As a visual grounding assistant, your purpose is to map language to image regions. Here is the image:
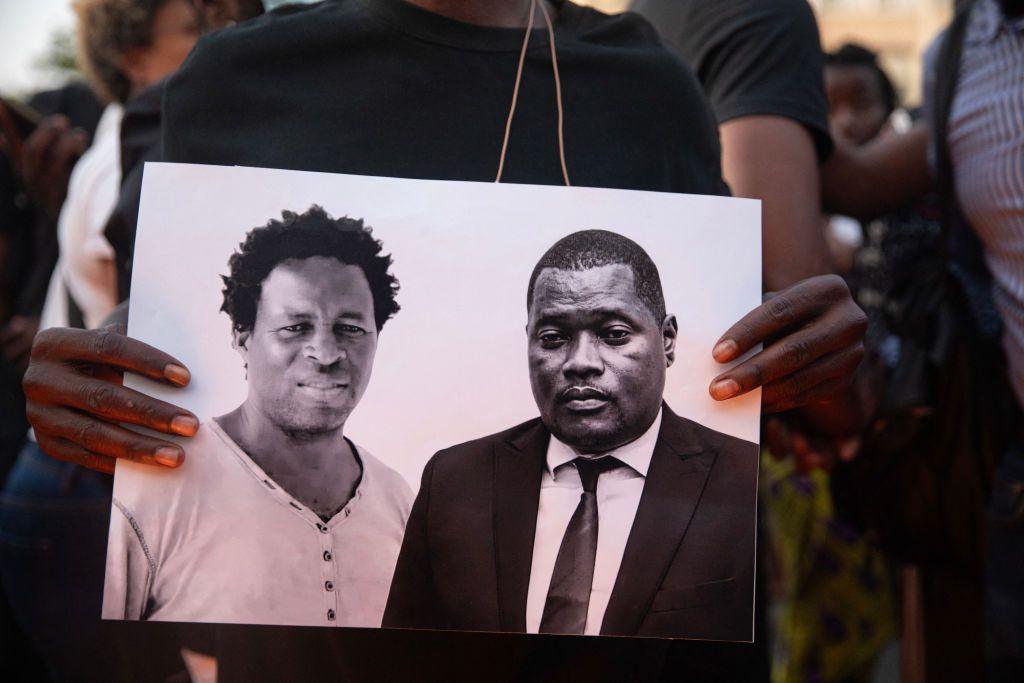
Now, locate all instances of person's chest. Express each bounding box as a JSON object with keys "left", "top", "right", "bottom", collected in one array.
[
  {"left": 145, "top": 449, "right": 406, "bottom": 627},
  {"left": 180, "top": 35, "right": 722, "bottom": 195}
]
